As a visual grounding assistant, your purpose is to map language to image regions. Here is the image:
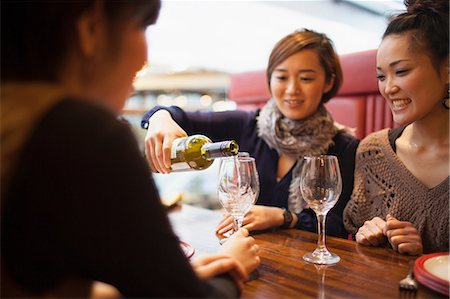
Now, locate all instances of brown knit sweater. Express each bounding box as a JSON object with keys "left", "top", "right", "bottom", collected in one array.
[{"left": 344, "top": 129, "right": 449, "bottom": 253}]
